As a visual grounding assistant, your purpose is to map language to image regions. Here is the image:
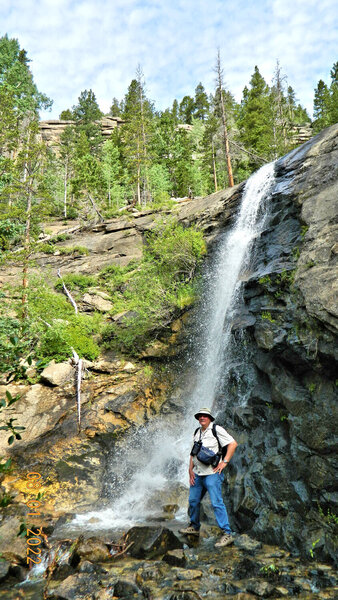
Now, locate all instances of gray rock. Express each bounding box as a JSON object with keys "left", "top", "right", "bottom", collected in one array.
[
  {"left": 40, "top": 360, "right": 74, "bottom": 387},
  {"left": 82, "top": 293, "right": 113, "bottom": 312},
  {"left": 162, "top": 549, "right": 187, "bottom": 567},
  {"left": 126, "top": 526, "right": 183, "bottom": 559},
  {"left": 70, "top": 537, "right": 111, "bottom": 564},
  {"left": 246, "top": 579, "right": 275, "bottom": 597},
  {"left": 234, "top": 534, "right": 263, "bottom": 553},
  {"left": 0, "top": 560, "right": 10, "bottom": 582},
  {"left": 114, "top": 579, "right": 140, "bottom": 597}
]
